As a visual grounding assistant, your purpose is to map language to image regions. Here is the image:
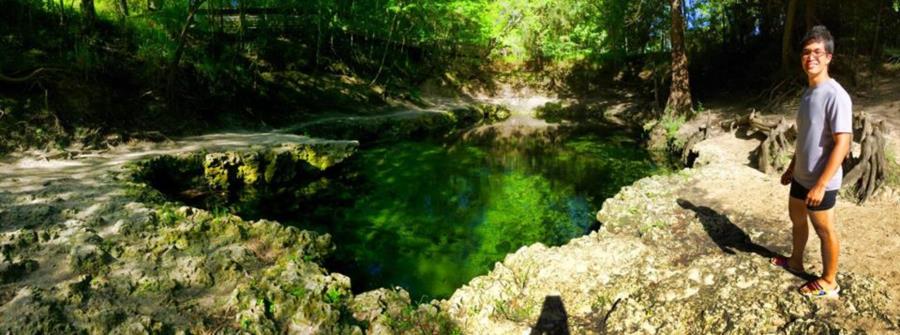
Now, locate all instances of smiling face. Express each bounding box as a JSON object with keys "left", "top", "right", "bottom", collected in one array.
[{"left": 801, "top": 41, "right": 832, "bottom": 78}]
